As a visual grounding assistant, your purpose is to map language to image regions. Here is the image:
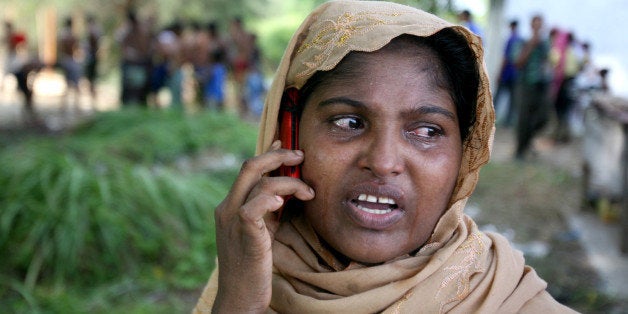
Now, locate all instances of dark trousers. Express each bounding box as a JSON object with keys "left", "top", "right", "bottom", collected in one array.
[
  {"left": 554, "top": 77, "right": 576, "bottom": 141},
  {"left": 493, "top": 78, "right": 517, "bottom": 127},
  {"left": 121, "top": 60, "right": 151, "bottom": 106},
  {"left": 515, "top": 81, "right": 550, "bottom": 158}
]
